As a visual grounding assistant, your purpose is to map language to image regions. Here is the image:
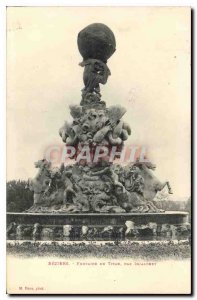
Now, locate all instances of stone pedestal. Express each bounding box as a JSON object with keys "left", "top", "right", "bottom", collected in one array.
[{"left": 7, "top": 211, "right": 190, "bottom": 240}]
